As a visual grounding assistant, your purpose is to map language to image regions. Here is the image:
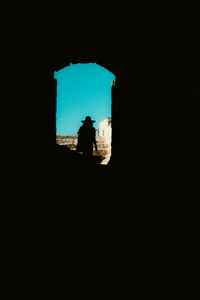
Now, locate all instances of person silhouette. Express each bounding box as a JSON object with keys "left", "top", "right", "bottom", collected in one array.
[{"left": 76, "top": 116, "right": 98, "bottom": 158}]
